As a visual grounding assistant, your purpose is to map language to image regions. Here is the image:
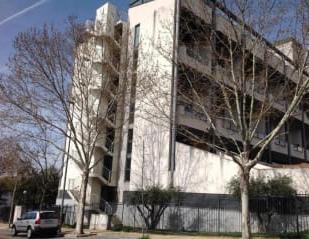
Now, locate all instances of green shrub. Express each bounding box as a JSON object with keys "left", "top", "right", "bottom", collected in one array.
[
  {"left": 227, "top": 175, "right": 296, "bottom": 198},
  {"left": 111, "top": 223, "right": 123, "bottom": 231},
  {"left": 122, "top": 226, "right": 134, "bottom": 232},
  {"left": 138, "top": 235, "right": 150, "bottom": 239}
]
